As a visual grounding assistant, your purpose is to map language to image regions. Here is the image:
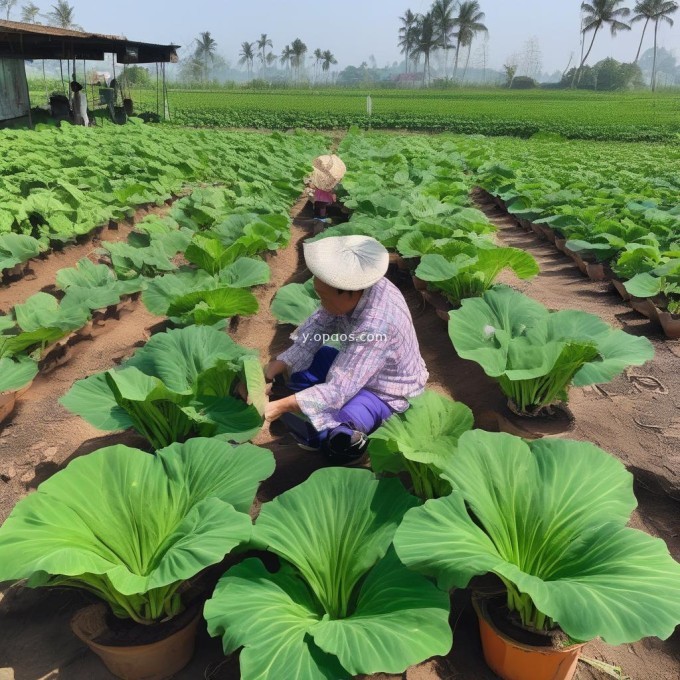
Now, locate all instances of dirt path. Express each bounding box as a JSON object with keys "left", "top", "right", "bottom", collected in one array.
[{"left": 1, "top": 194, "right": 679, "bottom": 680}]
